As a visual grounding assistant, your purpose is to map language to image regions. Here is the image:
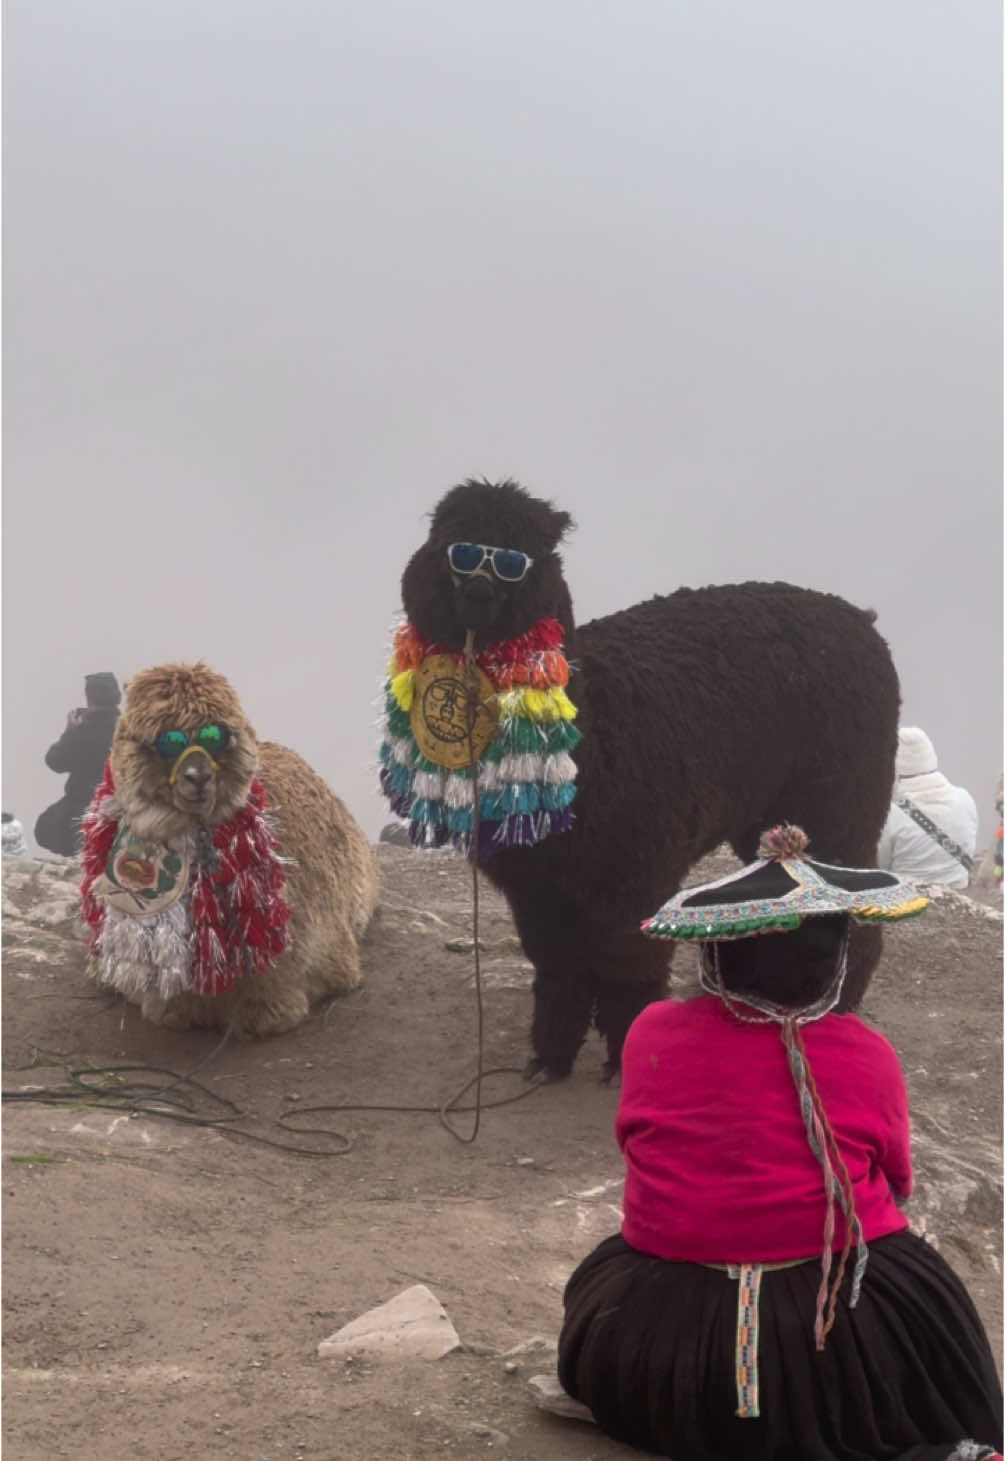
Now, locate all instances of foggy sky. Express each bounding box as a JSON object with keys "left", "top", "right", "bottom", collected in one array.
[{"left": 4, "top": 0, "right": 1002, "bottom": 853}]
